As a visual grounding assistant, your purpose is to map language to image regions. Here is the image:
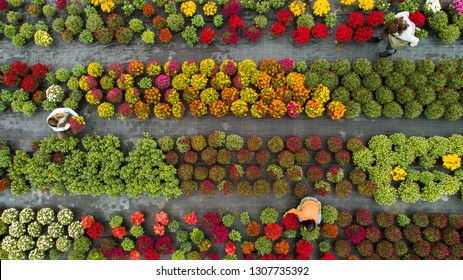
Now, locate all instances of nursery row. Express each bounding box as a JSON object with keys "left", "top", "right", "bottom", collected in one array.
[
  {"left": 0, "top": 0, "right": 445, "bottom": 47},
  {"left": 1, "top": 132, "right": 463, "bottom": 207},
  {"left": 3, "top": 57, "right": 463, "bottom": 120},
  {"left": 2, "top": 206, "right": 463, "bottom": 260}
]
